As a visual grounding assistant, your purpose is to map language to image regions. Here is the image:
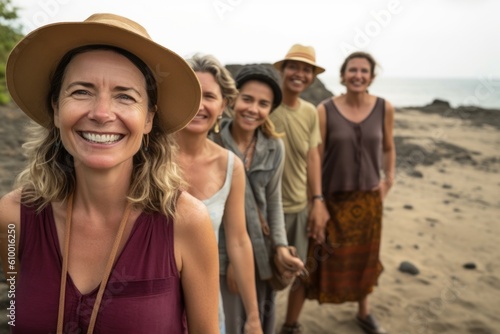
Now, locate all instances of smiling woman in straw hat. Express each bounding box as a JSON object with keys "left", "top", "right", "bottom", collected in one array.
[
  {"left": 268, "top": 43, "right": 330, "bottom": 334},
  {"left": 0, "top": 13, "right": 219, "bottom": 333}
]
